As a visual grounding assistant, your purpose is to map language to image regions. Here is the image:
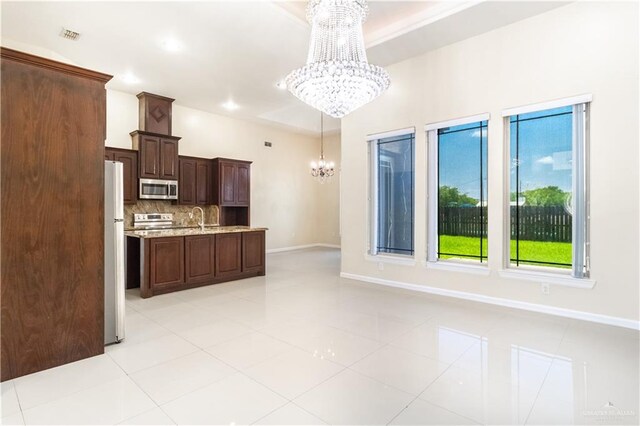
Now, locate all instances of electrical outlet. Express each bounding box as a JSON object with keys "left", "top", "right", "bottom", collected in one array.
[
  {"left": 378, "top": 262, "right": 384, "bottom": 271},
  {"left": 541, "top": 283, "right": 550, "bottom": 295}
]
